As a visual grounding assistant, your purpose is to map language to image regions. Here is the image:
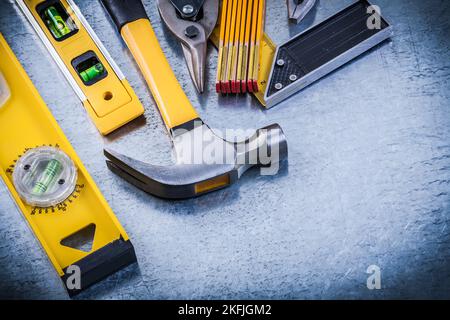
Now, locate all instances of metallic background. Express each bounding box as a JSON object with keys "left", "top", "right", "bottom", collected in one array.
[{"left": 0, "top": 0, "right": 449, "bottom": 299}]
